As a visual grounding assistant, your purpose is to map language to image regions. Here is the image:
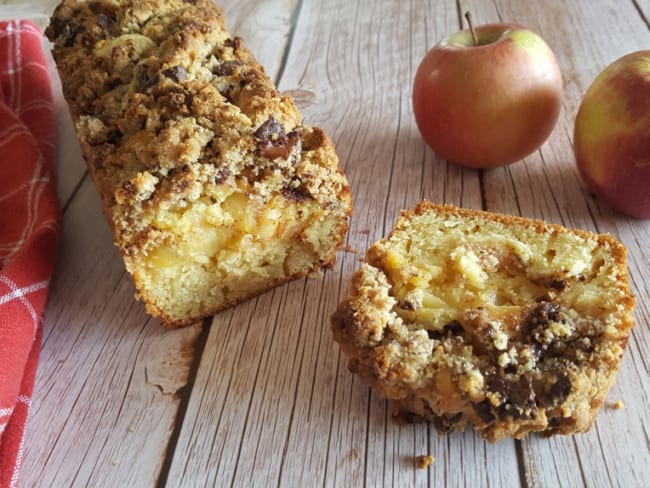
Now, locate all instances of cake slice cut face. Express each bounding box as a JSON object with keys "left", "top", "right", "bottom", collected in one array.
[
  {"left": 332, "top": 203, "right": 634, "bottom": 441},
  {"left": 47, "top": 0, "right": 352, "bottom": 327}
]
